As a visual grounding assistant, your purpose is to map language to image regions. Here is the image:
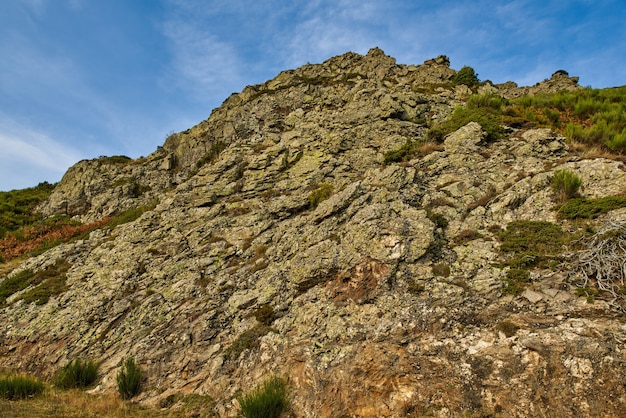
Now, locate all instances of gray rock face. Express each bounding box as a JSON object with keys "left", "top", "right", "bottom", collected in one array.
[{"left": 1, "top": 49, "right": 624, "bottom": 417}]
